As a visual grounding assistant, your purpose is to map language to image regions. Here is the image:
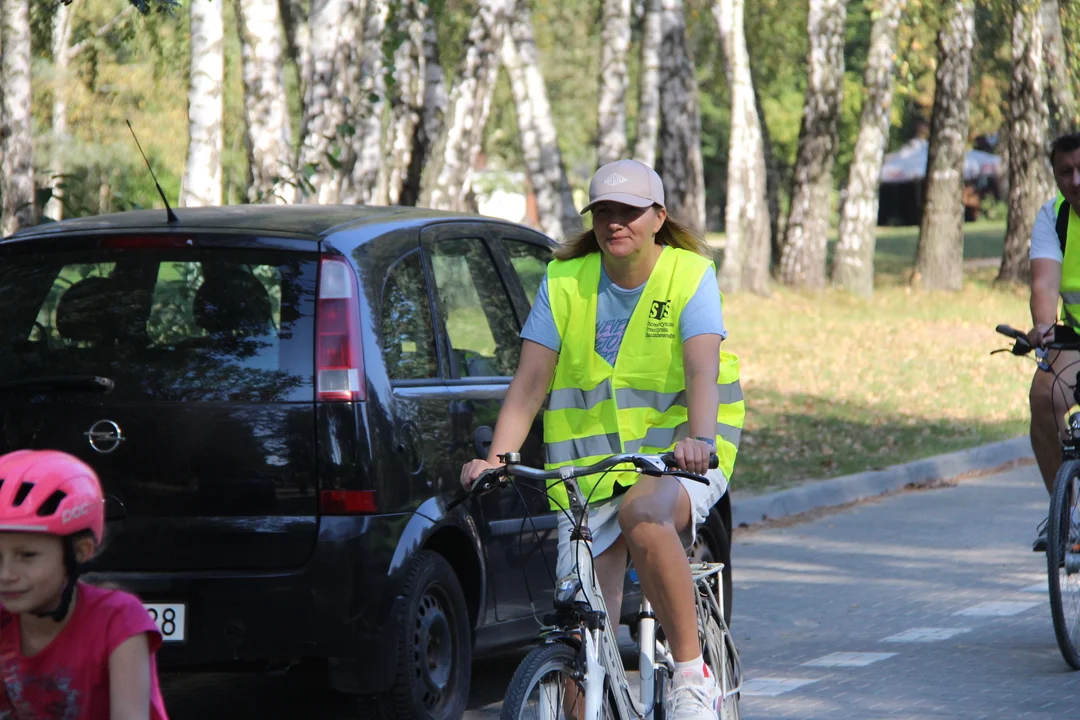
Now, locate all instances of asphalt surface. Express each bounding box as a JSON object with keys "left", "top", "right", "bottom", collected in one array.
[{"left": 162, "top": 462, "right": 1080, "bottom": 718}]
